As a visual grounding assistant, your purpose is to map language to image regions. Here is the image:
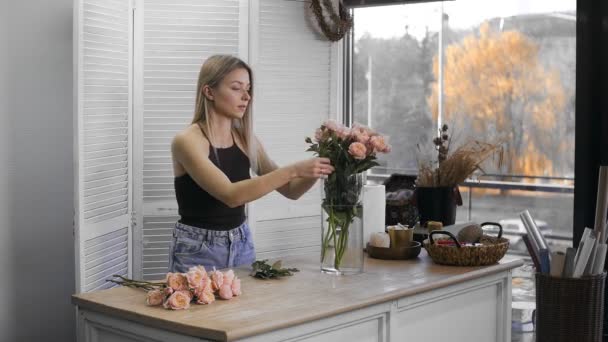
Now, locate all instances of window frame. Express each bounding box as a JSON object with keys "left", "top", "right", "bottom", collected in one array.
[{"left": 343, "top": 0, "right": 607, "bottom": 246}]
